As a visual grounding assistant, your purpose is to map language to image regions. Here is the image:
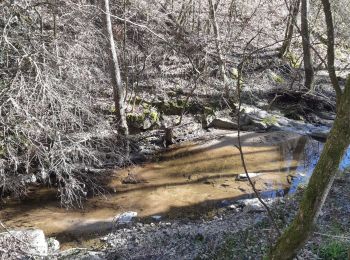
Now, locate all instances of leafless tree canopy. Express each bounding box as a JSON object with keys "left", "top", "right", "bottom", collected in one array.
[{"left": 0, "top": 1, "right": 129, "bottom": 206}]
